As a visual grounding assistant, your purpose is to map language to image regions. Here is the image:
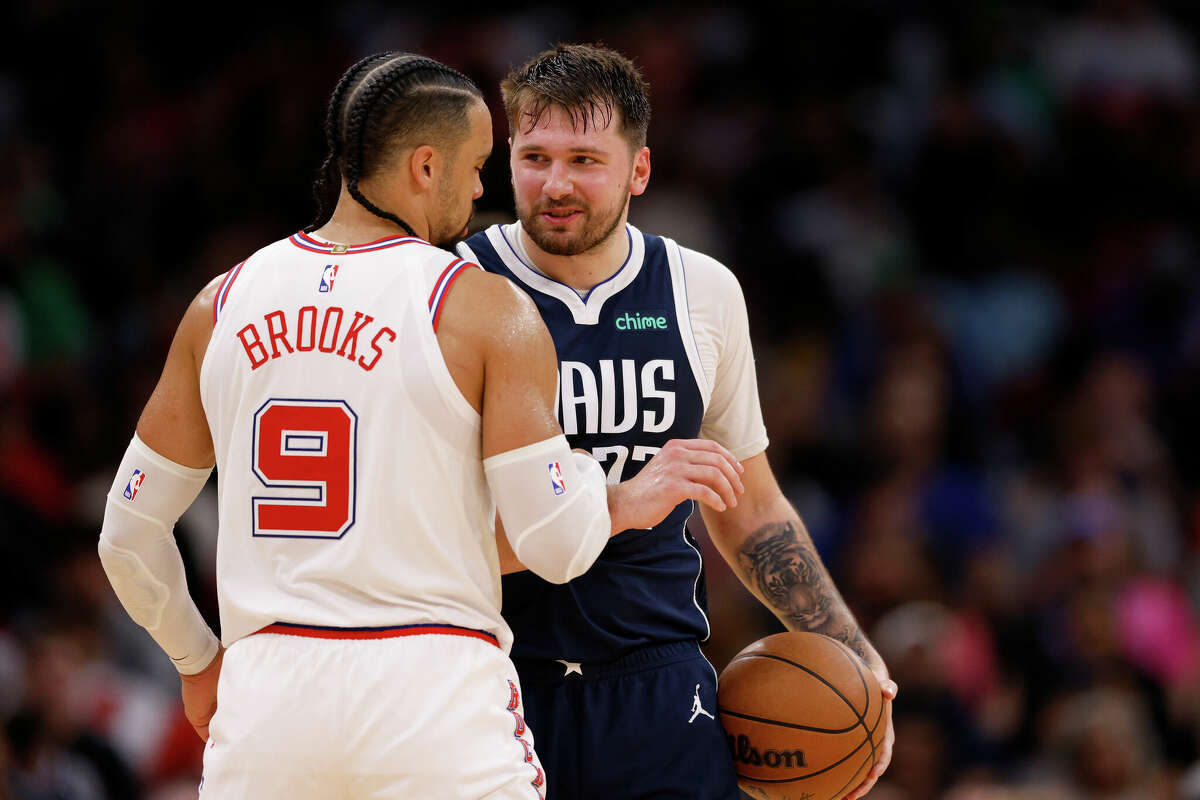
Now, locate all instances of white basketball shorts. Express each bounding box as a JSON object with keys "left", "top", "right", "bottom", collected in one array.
[{"left": 199, "top": 623, "right": 545, "bottom": 799}]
